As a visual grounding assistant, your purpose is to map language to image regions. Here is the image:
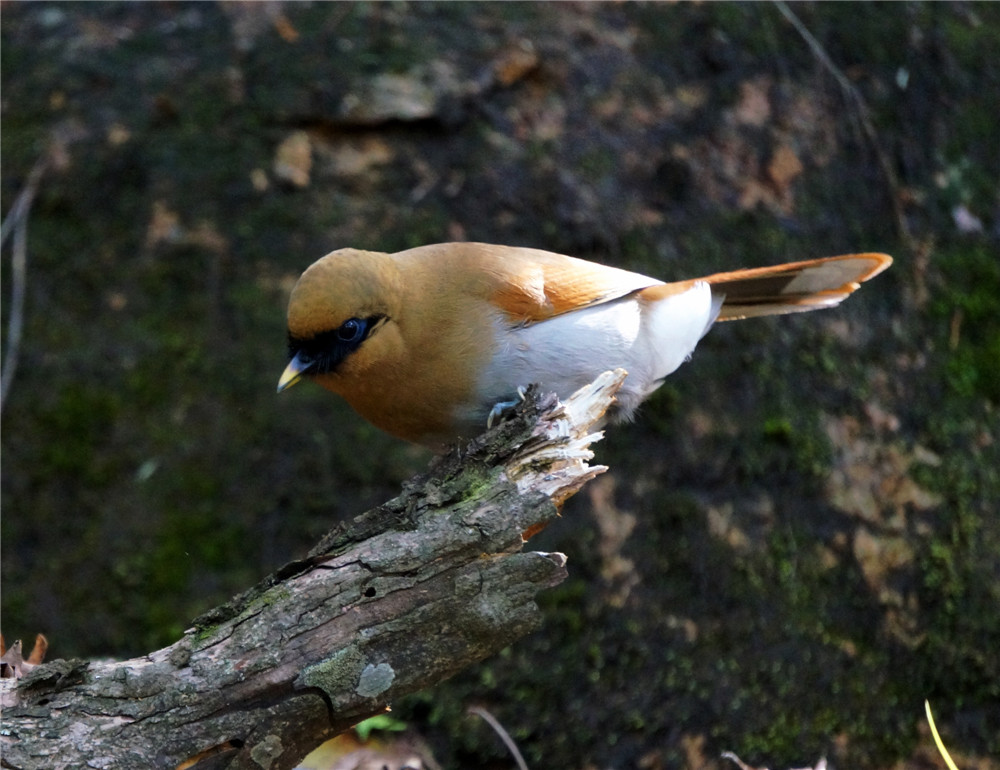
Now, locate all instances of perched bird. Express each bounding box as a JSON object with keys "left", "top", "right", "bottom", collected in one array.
[{"left": 278, "top": 243, "right": 891, "bottom": 448}]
